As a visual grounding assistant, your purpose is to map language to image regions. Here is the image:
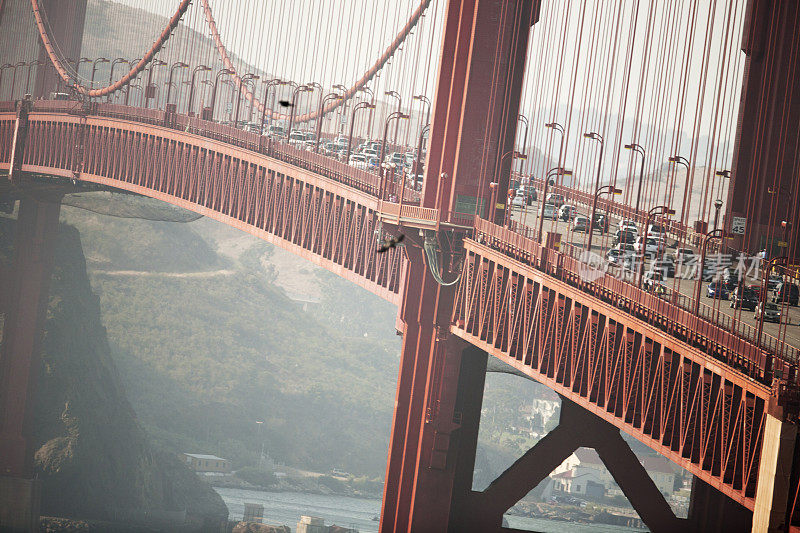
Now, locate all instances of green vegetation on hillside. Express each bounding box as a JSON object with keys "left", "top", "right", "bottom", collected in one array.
[{"left": 57, "top": 196, "right": 567, "bottom": 486}]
